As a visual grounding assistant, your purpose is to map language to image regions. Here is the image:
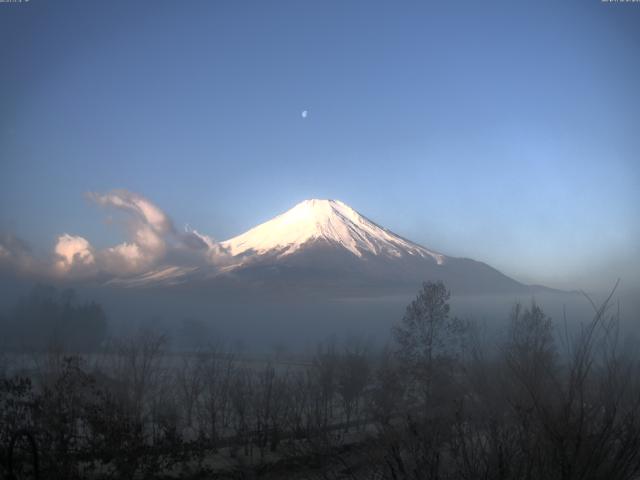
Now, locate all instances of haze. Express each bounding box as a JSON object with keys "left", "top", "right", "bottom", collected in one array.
[{"left": 3, "top": 2, "right": 640, "bottom": 479}]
